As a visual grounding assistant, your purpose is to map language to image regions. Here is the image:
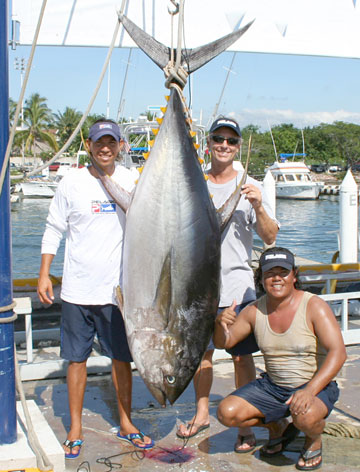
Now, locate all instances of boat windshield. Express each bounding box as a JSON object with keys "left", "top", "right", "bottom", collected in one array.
[{"left": 295, "top": 174, "right": 310, "bottom": 182}]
